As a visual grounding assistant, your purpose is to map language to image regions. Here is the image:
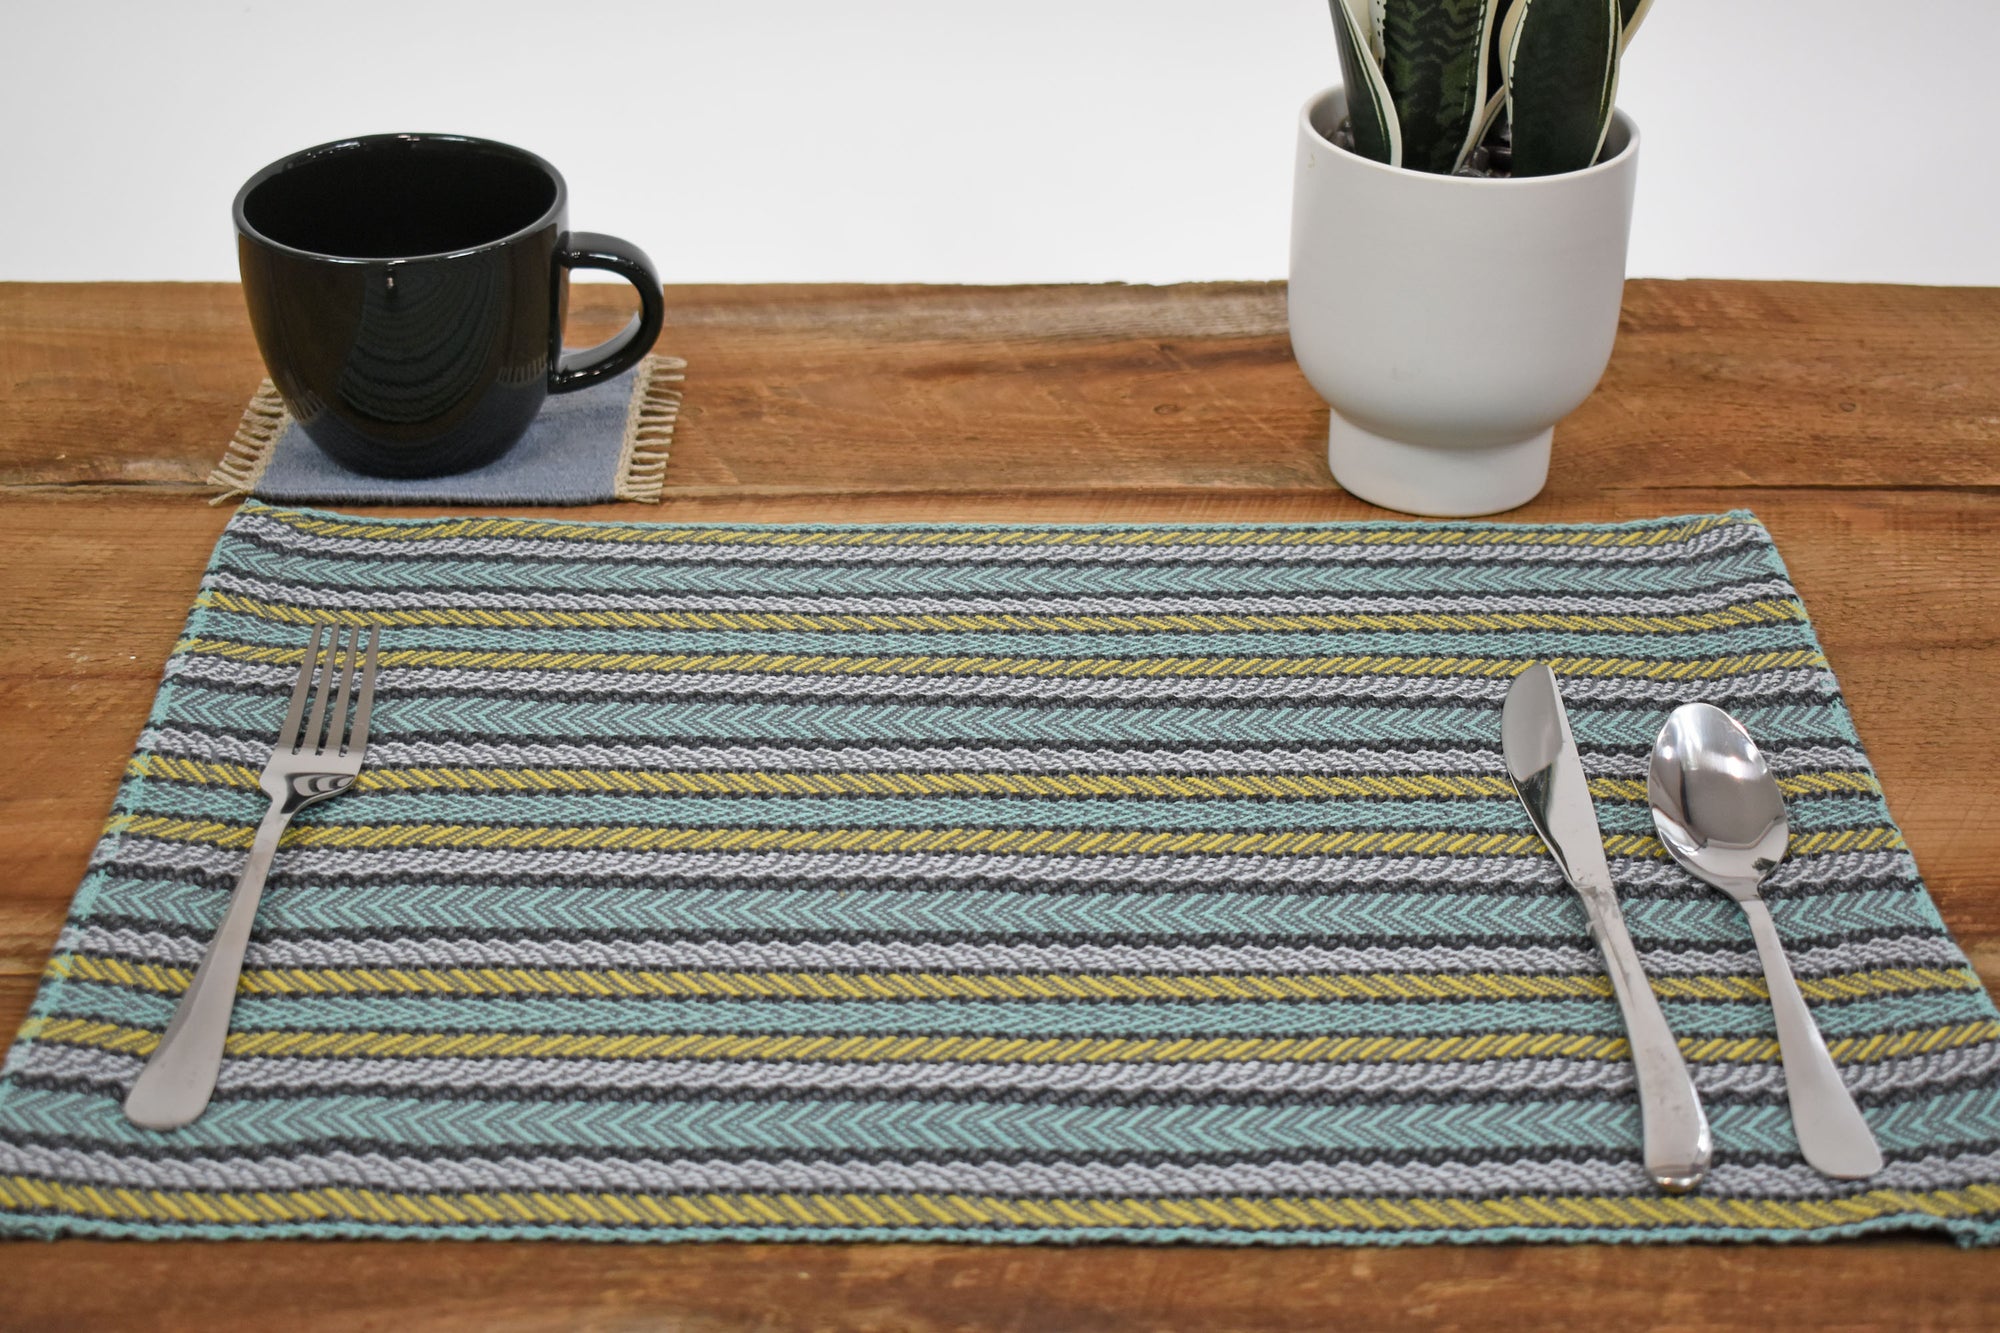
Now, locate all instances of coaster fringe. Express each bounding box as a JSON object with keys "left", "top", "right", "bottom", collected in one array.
[
  {"left": 614, "top": 355, "right": 686, "bottom": 503},
  {"left": 206, "top": 381, "right": 290, "bottom": 505}
]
